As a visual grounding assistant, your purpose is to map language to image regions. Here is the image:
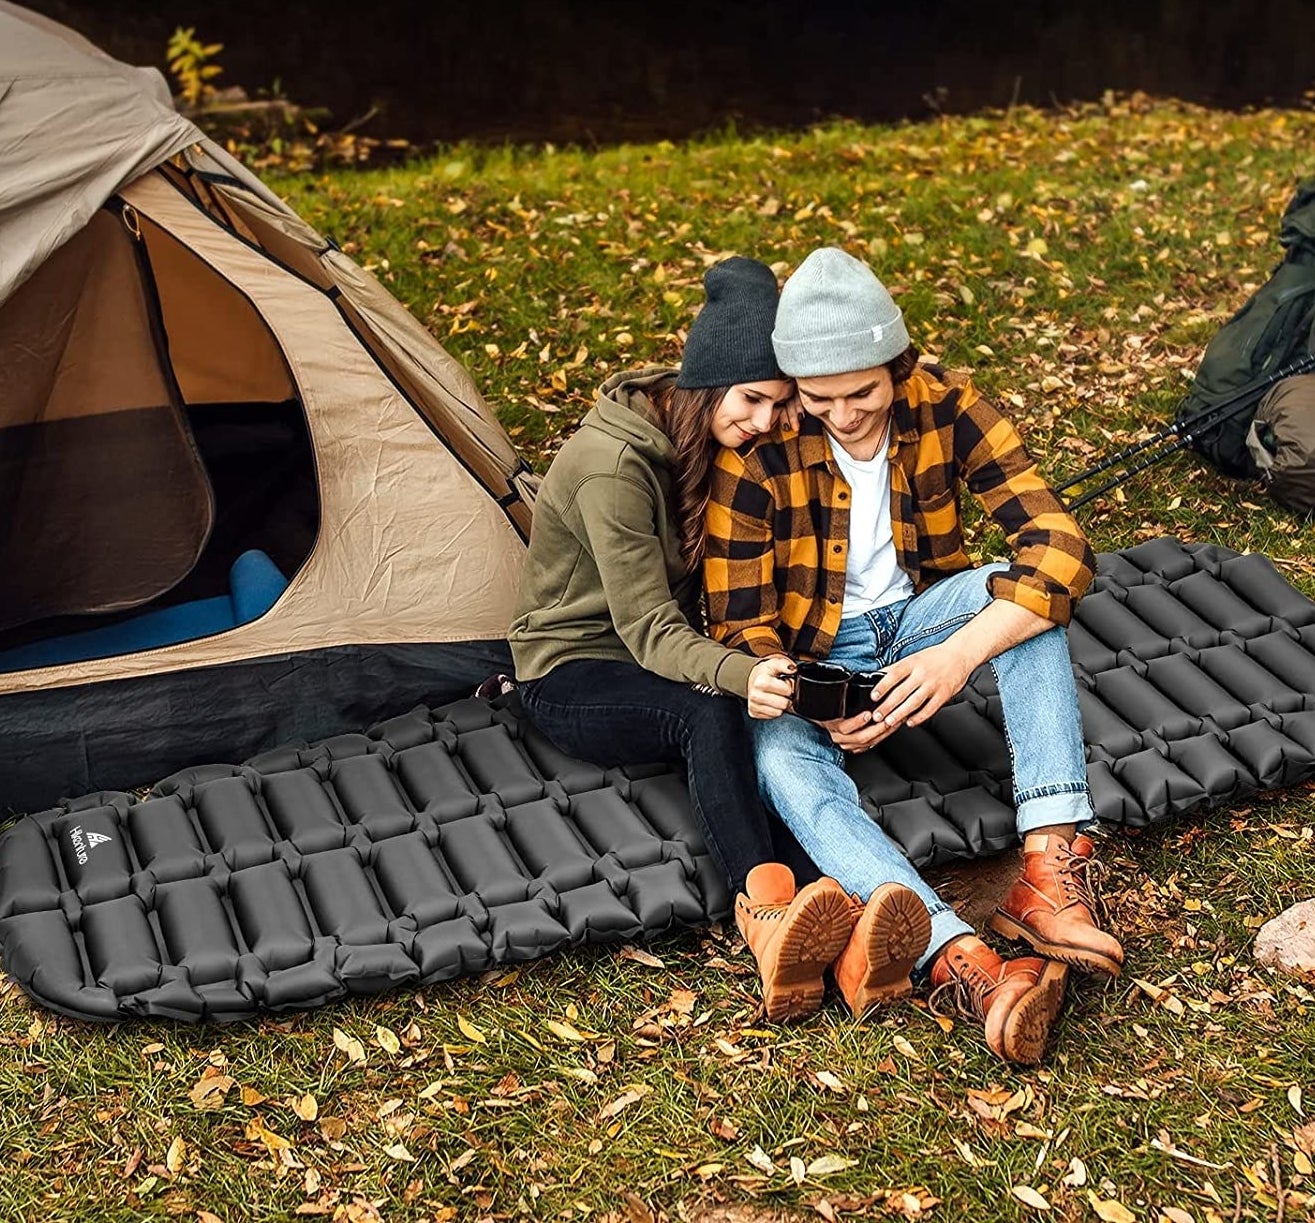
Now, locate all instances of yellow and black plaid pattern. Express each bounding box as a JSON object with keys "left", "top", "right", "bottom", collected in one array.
[{"left": 704, "top": 366, "right": 1096, "bottom": 660}]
